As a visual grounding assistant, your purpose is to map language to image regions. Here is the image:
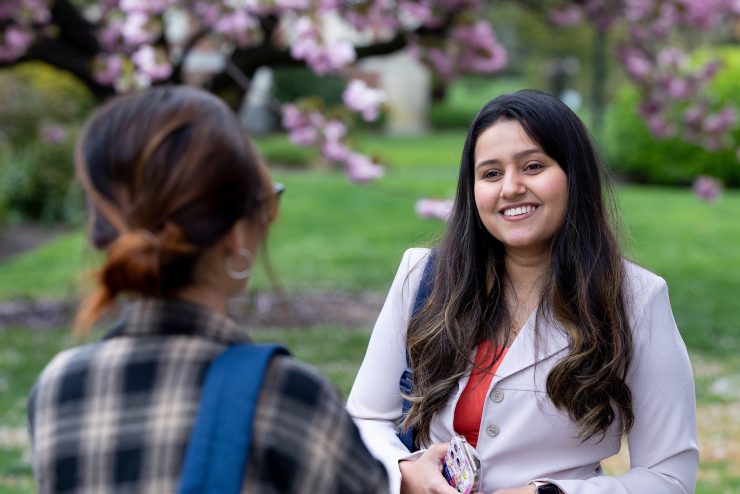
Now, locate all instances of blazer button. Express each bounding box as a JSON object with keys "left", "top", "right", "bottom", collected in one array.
[
  {"left": 486, "top": 424, "right": 499, "bottom": 437},
  {"left": 490, "top": 388, "right": 504, "bottom": 403}
]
